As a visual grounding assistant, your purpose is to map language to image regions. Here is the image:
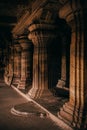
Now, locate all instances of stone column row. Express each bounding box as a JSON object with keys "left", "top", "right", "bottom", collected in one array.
[
  {"left": 12, "top": 25, "right": 69, "bottom": 99},
  {"left": 12, "top": 23, "right": 59, "bottom": 100}
]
